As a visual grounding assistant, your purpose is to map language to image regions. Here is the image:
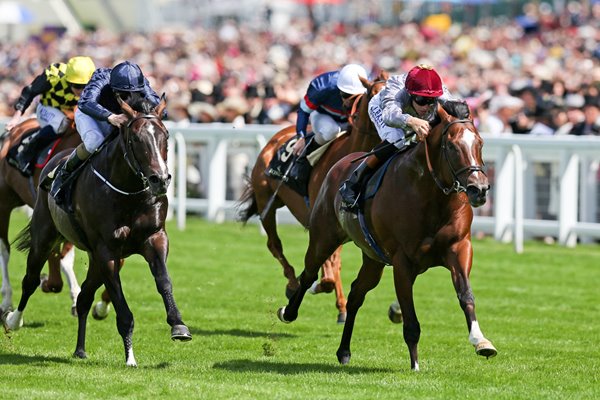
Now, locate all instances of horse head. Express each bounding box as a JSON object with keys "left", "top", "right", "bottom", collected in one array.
[
  {"left": 432, "top": 102, "right": 489, "bottom": 207},
  {"left": 349, "top": 70, "right": 389, "bottom": 137},
  {"left": 117, "top": 94, "right": 171, "bottom": 196}
]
